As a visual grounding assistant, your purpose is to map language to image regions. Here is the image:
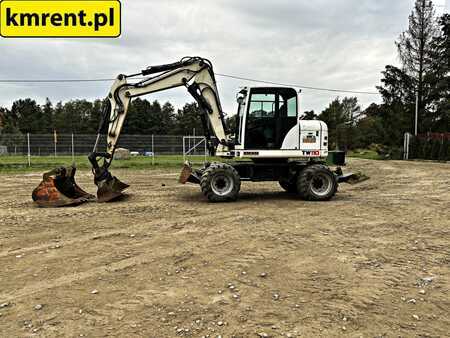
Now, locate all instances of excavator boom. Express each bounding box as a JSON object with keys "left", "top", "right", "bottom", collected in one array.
[
  {"left": 33, "top": 57, "right": 233, "bottom": 206},
  {"left": 88, "top": 57, "right": 232, "bottom": 202}
]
